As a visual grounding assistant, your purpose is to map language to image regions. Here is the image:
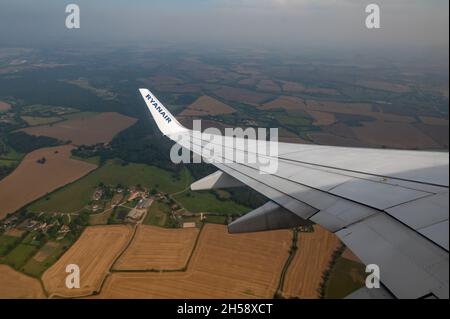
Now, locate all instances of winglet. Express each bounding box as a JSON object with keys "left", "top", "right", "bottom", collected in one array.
[{"left": 139, "top": 88, "right": 187, "bottom": 136}]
